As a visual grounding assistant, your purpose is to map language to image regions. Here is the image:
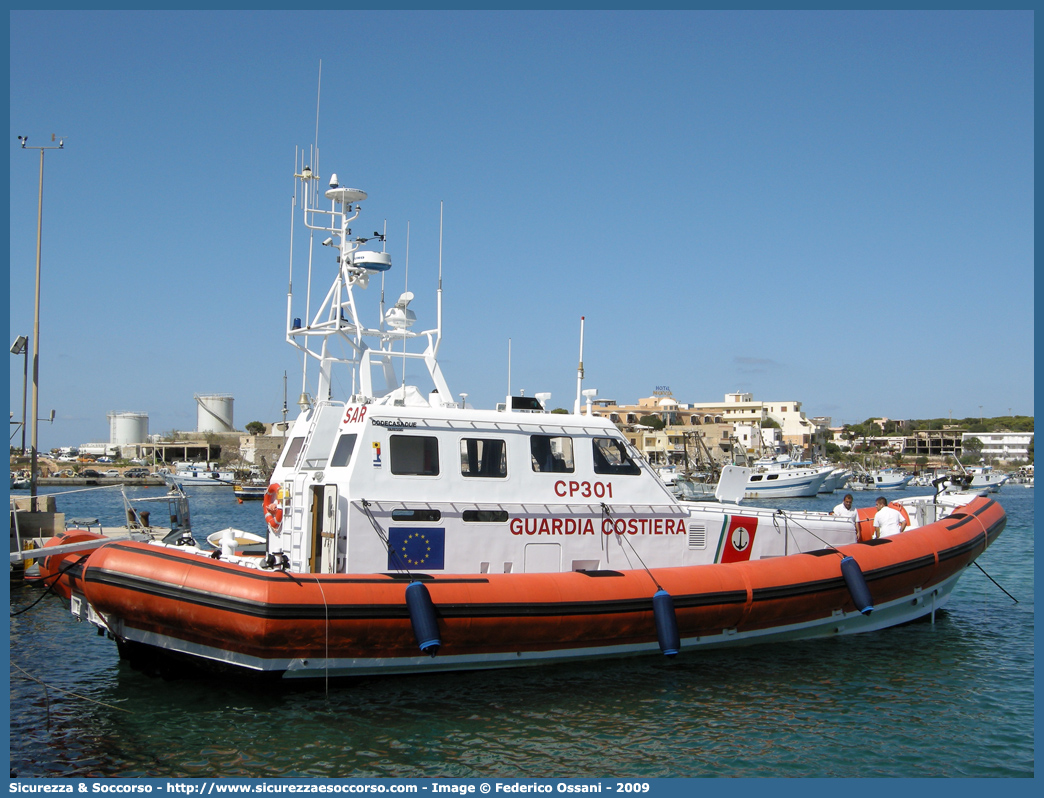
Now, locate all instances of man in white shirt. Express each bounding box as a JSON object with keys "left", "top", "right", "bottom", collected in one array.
[
  {"left": 872, "top": 496, "right": 907, "bottom": 538},
  {"left": 832, "top": 493, "right": 858, "bottom": 522}
]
